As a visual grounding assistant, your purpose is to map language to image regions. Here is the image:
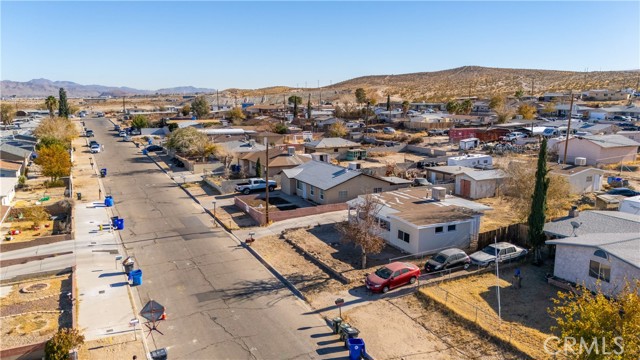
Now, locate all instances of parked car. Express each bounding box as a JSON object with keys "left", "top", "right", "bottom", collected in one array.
[
  {"left": 469, "top": 242, "right": 528, "bottom": 267},
  {"left": 607, "top": 188, "right": 640, "bottom": 197},
  {"left": 424, "top": 248, "right": 471, "bottom": 273},
  {"left": 90, "top": 143, "right": 101, "bottom": 153},
  {"left": 130, "top": 128, "right": 142, "bottom": 135},
  {"left": 383, "top": 127, "right": 396, "bottom": 134},
  {"left": 501, "top": 132, "right": 527, "bottom": 141},
  {"left": 365, "top": 262, "right": 420, "bottom": 293},
  {"left": 412, "top": 178, "right": 431, "bottom": 187},
  {"left": 89, "top": 140, "right": 98, "bottom": 148},
  {"left": 146, "top": 145, "right": 163, "bottom": 152},
  {"left": 114, "top": 125, "right": 121, "bottom": 131},
  {"left": 364, "top": 128, "right": 381, "bottom": 133},
  {"left": 85, "top": 130, "right": 94, "bottom": 137},
  {"left": 119, "top": 130, "right": 127, "bottom": 137},
  {"left": 428, "top": 129, "right": 447, "bottom": 136},
  {"left": 235, "top": 178, "right": 277, "bottom": 194}
]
